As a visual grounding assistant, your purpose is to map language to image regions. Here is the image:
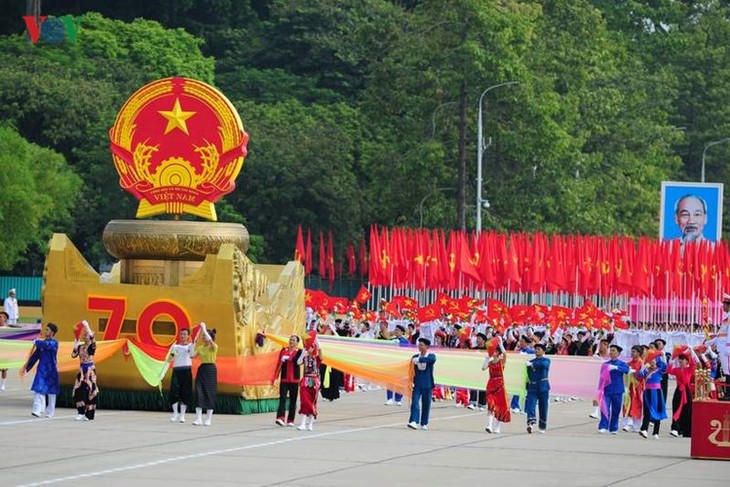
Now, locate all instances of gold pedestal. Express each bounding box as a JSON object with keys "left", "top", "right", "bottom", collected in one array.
[{"left": 42, "top": 220, "right": 305, "bottom": 406}]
